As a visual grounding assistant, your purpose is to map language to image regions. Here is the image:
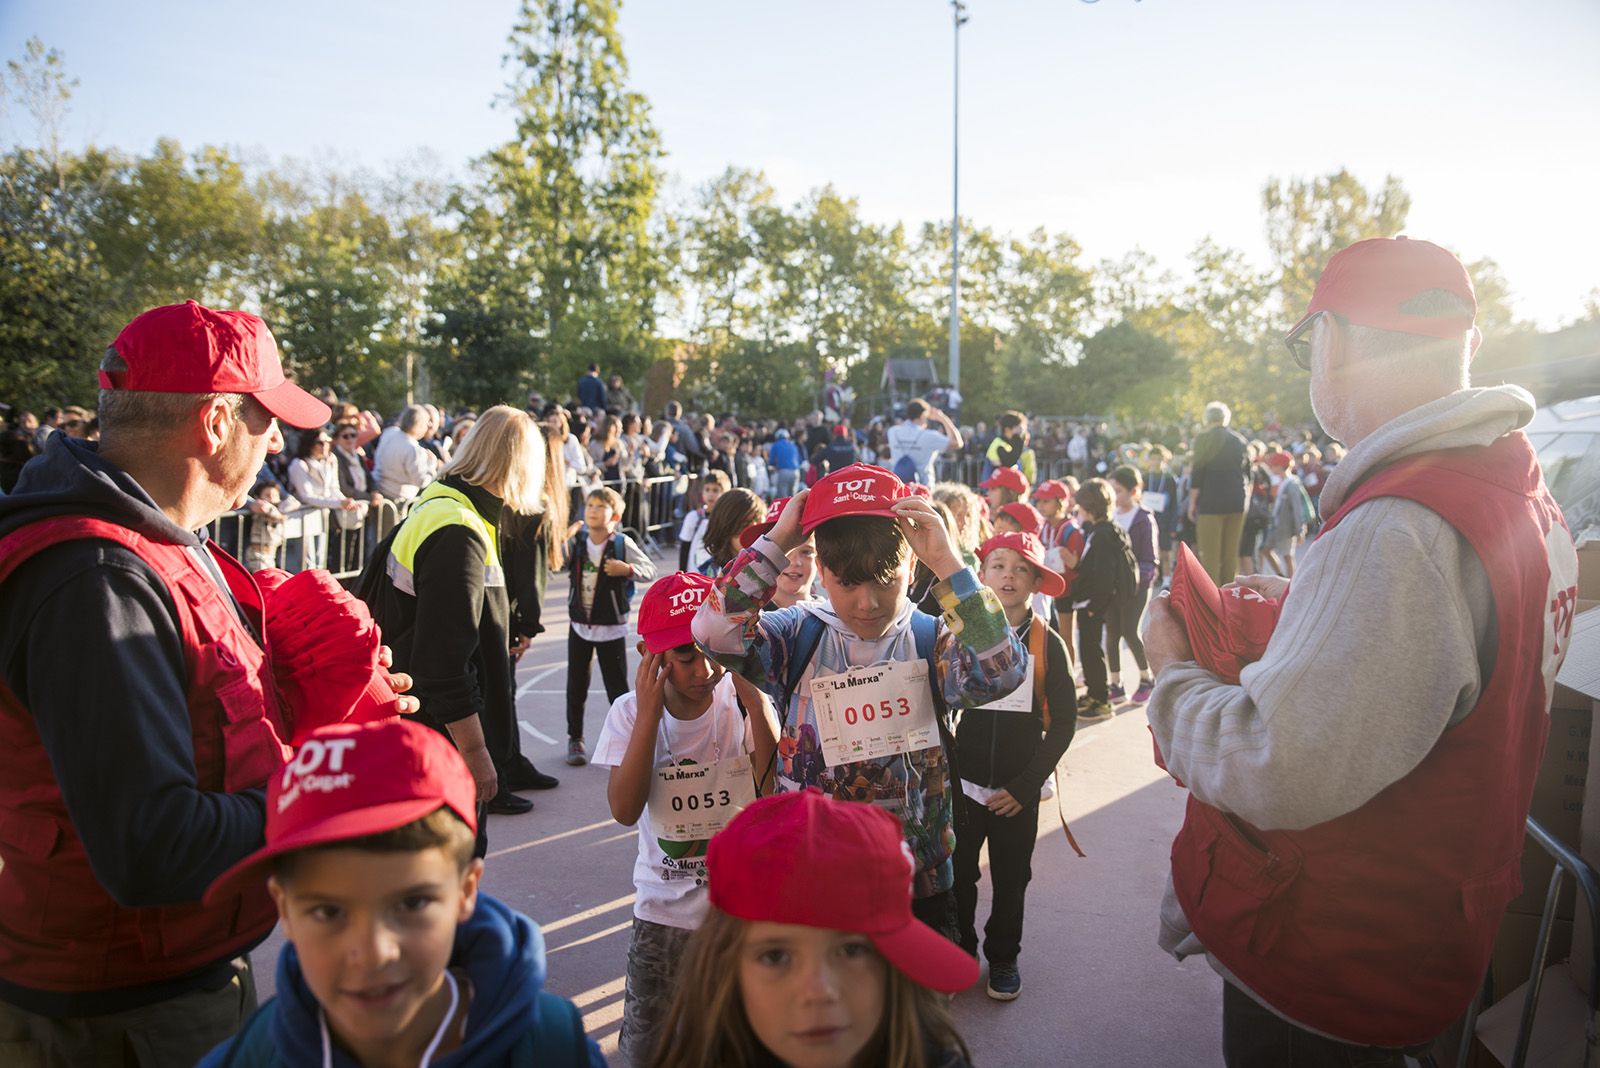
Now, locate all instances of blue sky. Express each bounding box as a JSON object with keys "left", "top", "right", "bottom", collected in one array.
[{"left": 3, "top": 0, "right": 1597, "bottom": 328}]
